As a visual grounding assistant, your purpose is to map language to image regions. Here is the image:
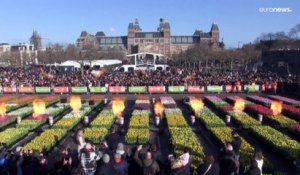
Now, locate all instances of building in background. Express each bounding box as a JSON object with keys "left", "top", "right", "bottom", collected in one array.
[
  {"left": 10, "top": 43, "right": 37, "bottom": 65},
  {"left": 76, "top": 18, "right": 221, "bottom": 58}
]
